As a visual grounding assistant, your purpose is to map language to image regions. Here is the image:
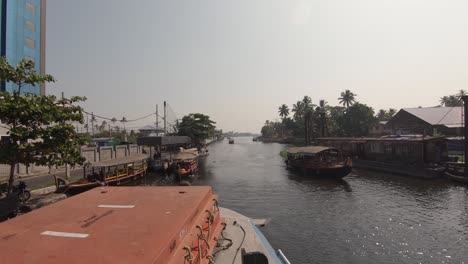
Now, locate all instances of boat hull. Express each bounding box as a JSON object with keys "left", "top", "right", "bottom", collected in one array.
[
  {"left": 66, "top": 169, "right": 147, "bottom": 195},
  {"left": 445, "top": 171, "right": 468, "bottom": 184},
  {"left": 287, "top": 162, "right": 352, "bottom": 178}
]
